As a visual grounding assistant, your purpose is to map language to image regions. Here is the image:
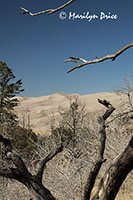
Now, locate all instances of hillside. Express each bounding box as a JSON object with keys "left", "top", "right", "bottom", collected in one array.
[{"left": 14, "top": 92, "right": 126, "bottom": 134}]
